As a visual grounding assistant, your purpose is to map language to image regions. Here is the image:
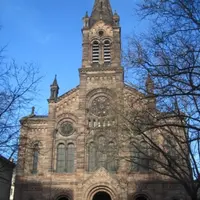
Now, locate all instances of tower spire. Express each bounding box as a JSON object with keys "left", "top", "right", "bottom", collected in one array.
[{"left": 90, "top": 0, "right": 113, "bottom": 27}]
